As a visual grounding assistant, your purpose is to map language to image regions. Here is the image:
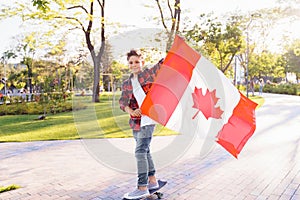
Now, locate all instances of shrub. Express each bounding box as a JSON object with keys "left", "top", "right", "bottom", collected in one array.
[
  {"left": 263, "top": 83, "right": 299, "bottom": 95},
  {"left": 237, "top": 84, "right": 246, "bottom": 92},
  {"left": 0, "top": 92, "right": 85, "bottom": 115}
]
